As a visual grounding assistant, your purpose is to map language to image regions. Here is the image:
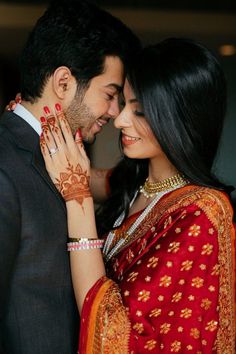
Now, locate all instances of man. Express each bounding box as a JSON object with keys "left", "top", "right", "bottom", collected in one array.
[{"left": 0, "top": 0, "right": 140, "bottom": 352}]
